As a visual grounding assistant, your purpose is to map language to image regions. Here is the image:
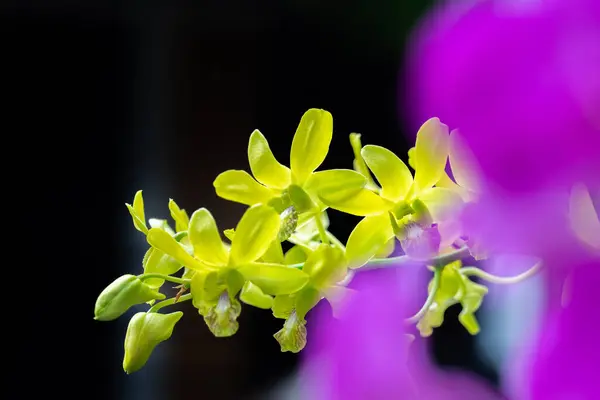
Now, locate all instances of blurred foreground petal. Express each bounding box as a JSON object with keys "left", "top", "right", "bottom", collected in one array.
[
  {"left": 300, "top": 268, "right": 503, "bottom": 399},
  {"left": 507, "top": 261, "right": 600, "bottom": 399}
]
